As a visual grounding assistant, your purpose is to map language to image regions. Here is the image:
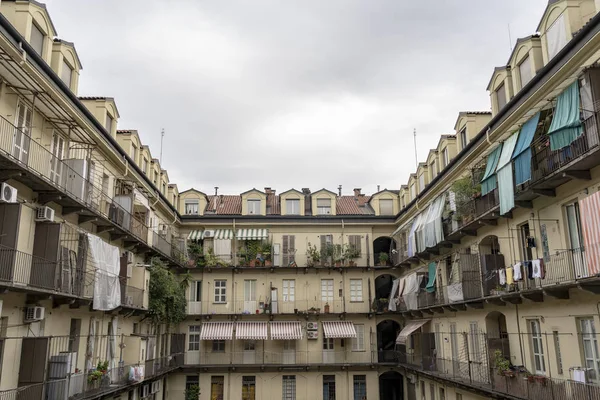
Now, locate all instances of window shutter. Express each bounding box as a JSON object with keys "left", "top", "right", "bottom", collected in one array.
[
  {"left": 317, "top": 198, "right": 331, "bottom": 207},
  {"left": 349, "top": 235, "right": 361, "bottom": 255},
  {"left": 282, "top": 235, "right": 289, "bottom": 266},
  {"left": 289, "top": 235, "right": 295, "bottom": 264},
  {"left": 320, "top": 235, "right": 327, "bottom": 251}
]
